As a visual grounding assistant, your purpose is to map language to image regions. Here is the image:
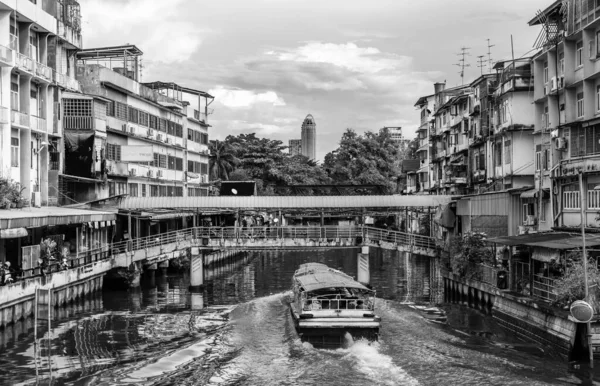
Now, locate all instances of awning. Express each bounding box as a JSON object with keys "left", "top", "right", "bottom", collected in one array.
[
  {"left": 489, "top": 232, "right": 600, "bottom": 250},
  {"left": 0, "top": 207, "right": 116, "bottom": 229},
  {"left": 520, "top": 189, "right": 550, "bottom": 199},
  {"left": 148, "top": 211, "right": 196, "bottom": 220},
  {"left": 532, "top": 248, "right": 560, "bottom": 262},
  {"left": 0, "top": 227, "right": 28, "bottom": 239},
  {"left": 157, "top": 101, "right": 183, "bottom": 109},
  {"left": 60, "top": 174, "right": 105, "bottom": 184}
]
